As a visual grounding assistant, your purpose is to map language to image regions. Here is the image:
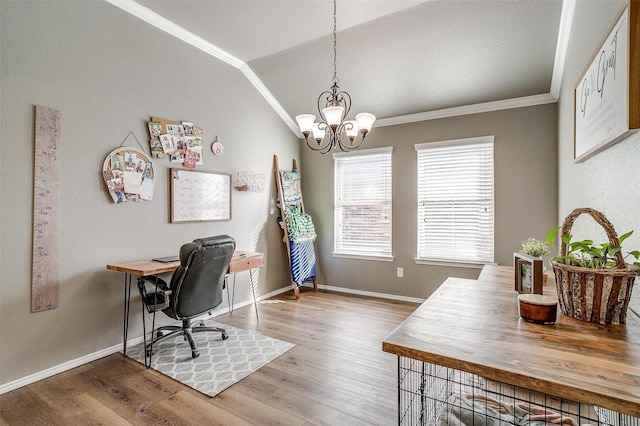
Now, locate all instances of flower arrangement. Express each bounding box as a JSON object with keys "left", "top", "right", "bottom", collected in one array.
[{"left": 520, "top": 238, "right": 549, "bottom": 258}]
